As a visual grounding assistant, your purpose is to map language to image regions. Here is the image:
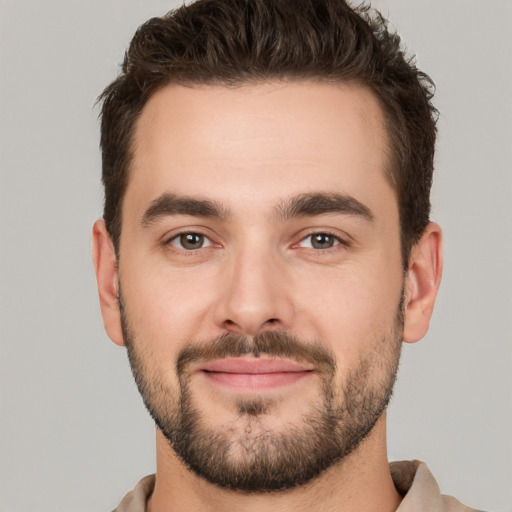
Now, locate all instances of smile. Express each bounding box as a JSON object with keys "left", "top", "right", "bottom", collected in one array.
[{"left": 198, "top": 357, "right": 315, "bottom": 390}]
